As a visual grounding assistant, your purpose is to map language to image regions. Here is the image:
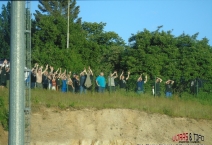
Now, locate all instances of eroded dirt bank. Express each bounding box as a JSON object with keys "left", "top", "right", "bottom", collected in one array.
[{"left": 1, "top": 108, "right": 212, "bottom": 145}]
